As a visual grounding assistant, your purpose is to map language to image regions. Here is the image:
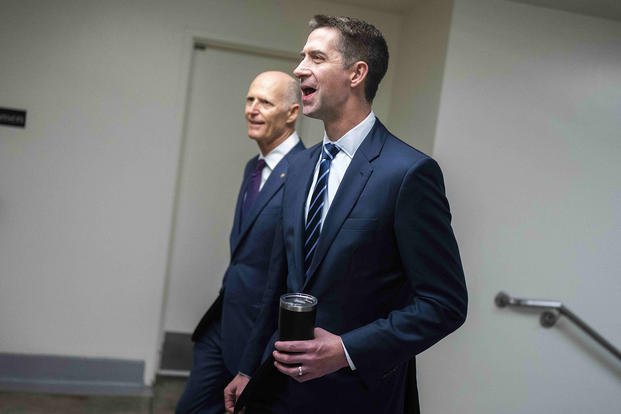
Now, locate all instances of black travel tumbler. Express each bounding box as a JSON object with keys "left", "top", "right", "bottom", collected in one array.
[{"left": 278, "top": 293, "right": 317, "bottom": 341}]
